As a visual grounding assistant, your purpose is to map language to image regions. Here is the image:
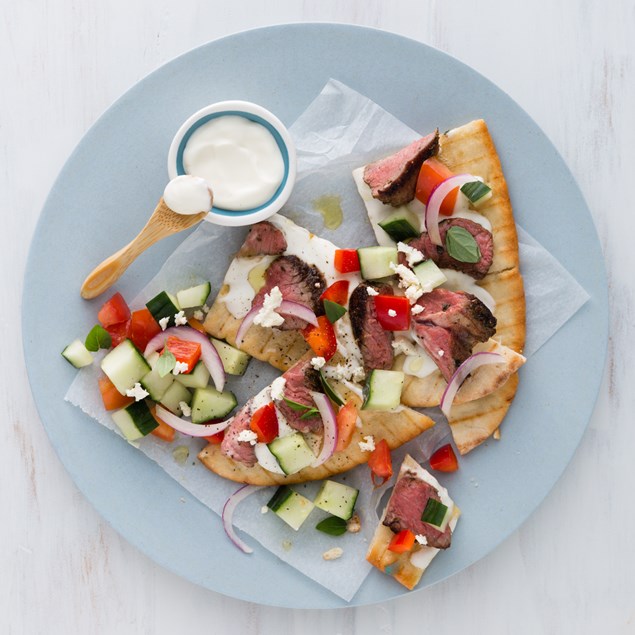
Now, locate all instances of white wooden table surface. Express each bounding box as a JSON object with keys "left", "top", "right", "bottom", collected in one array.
[{"left": 3, "top": 1, "right": 632, "bottom": 633}]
